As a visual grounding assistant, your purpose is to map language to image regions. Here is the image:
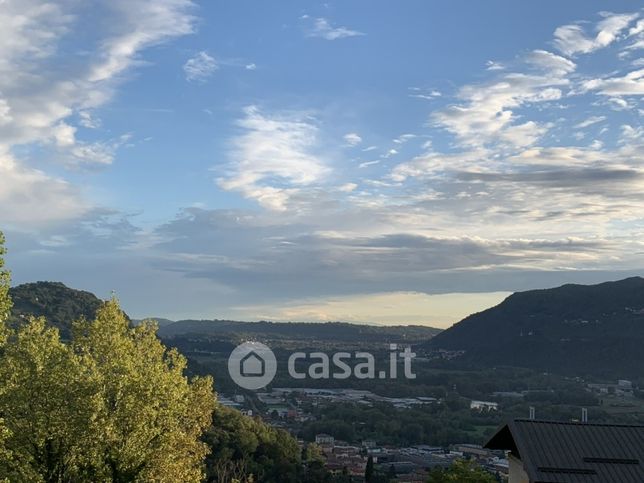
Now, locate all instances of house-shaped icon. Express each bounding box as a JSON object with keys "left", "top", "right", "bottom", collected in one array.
[{"left": 240, "top": 351, "right": 265, "bottom": 377}]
